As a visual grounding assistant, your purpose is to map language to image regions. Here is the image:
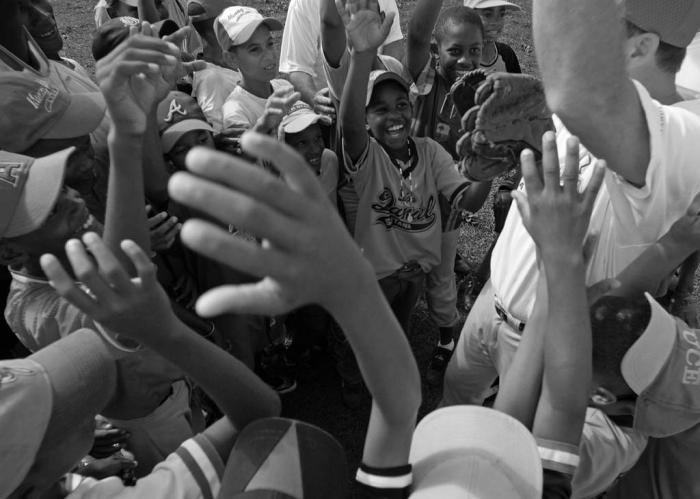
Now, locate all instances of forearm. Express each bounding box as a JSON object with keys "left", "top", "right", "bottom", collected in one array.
[
  {"left": 288, "top": 72, "right": 317, "bottom": 106},
  {"left": 146, "top": 316, "right": 281, "bottom": 428},
  {"left": 494, "top": 272, "right": 546, "bottom": 429},
  {"left": 142, "top": 109, "right": 171, "bottom": 207},
  {"left": 327, "top": 265, "right": 421, "bottom": 466},
  {"left": 105, "top": 129, "right": 151, "bottom": 272},
  {"left": 137, "top": 0, "right": 160, "bottom": 23},
  {"left": 456, "top": 180, "right": 492, "bottom": 213},
  {"left": 340, "top": 50, "right": 374, "bottom": 160},
  {"left": 406, "top": 0, "right": 442, "bottom": 80},
  {"left": 321, "top": 0, "right": 347, "bottom": 67},
  {"left": 614, "top": 236, "right": 694, "bottom": 297}
]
